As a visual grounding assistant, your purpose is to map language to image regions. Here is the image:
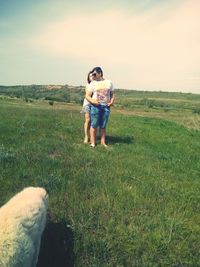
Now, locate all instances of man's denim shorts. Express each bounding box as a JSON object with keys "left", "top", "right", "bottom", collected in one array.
[{"left": 90, "top": 104, "right": 110, "bottom": 129}]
